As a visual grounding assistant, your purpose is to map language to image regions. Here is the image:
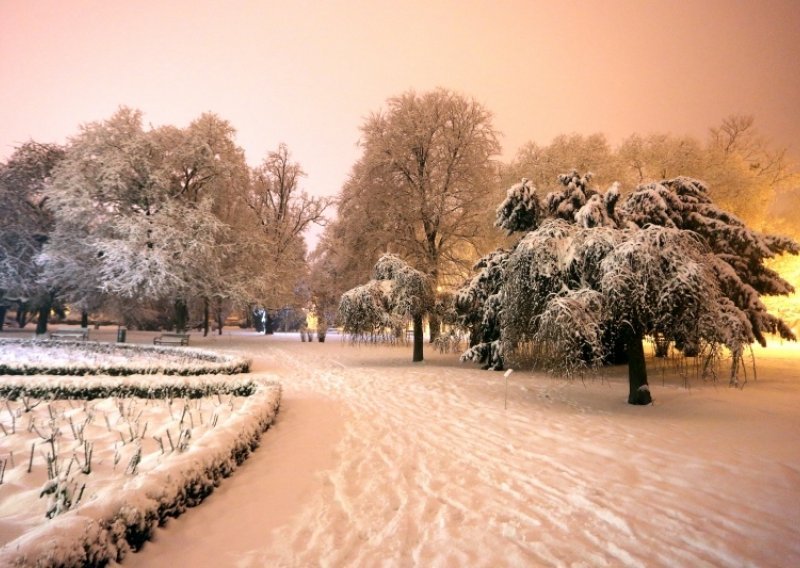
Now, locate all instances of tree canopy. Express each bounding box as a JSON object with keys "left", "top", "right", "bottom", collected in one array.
[
  {"left": 320, "top": 88, "right": 502, "bottom": 303},
  {"left": 0, "top": 141, "right": 66, "bottom": 332},
  {"left": 0, "top": 108, "right": 325, "bottom": 333},
  {"left": 459, "top": 172, "right": 798, "bottom": 404}
]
